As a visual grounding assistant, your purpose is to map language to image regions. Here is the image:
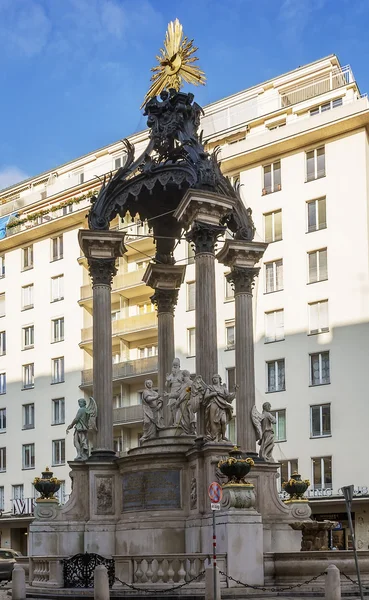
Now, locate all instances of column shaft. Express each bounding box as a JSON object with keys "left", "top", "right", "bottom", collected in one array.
[
  {"left": 158, "top": 311, "right": 175, "bottom": 425},
  {"left": 195, "top": 252, "right": 218, "bottom": 384}
]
